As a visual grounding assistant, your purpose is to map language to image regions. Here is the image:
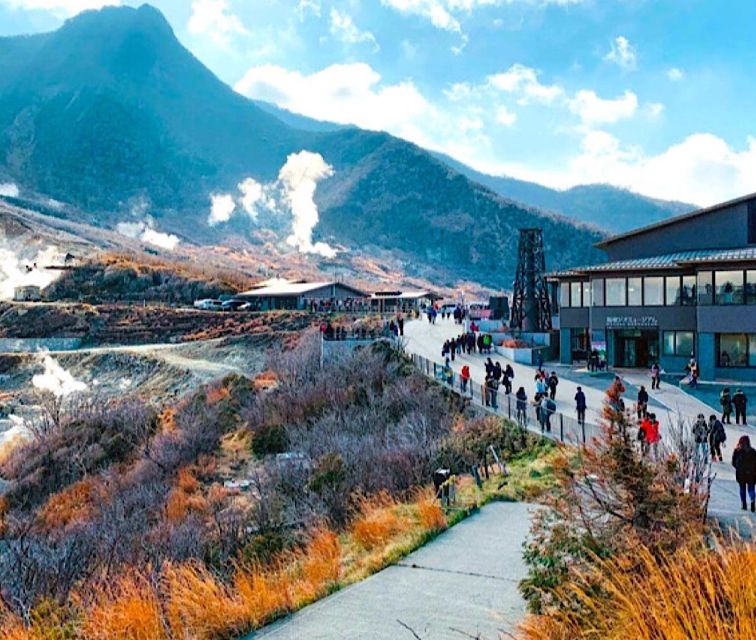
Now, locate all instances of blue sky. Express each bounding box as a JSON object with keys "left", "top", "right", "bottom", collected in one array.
[{"left": 1, "top": 0, "right": 755, "bottom": 206}]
